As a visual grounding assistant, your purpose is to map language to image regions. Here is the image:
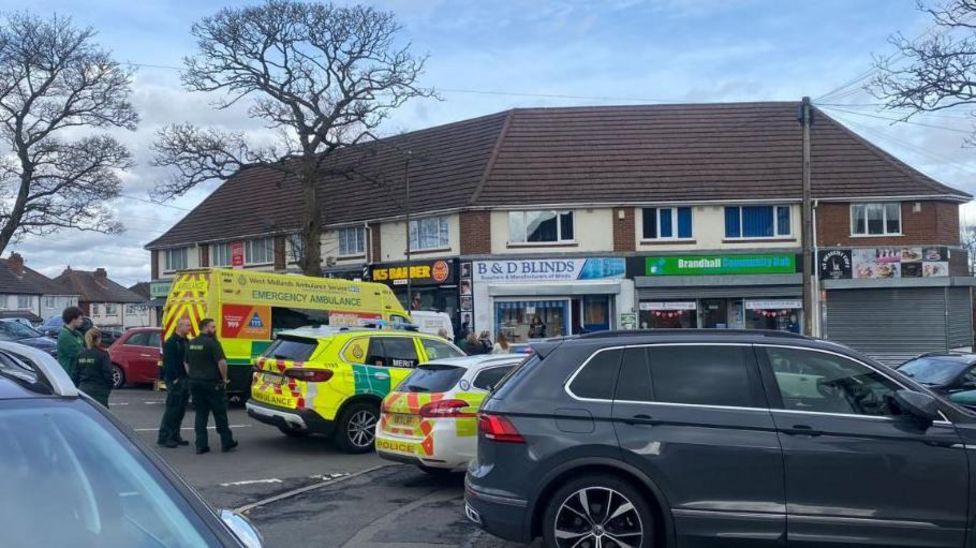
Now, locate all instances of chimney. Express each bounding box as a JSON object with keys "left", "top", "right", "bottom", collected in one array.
[
  {"left": 94, "top": 267, "right": 107, "bottom": 285},
  {"left": 8, "top": 253, "right": 23, "bottom": 276}
]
